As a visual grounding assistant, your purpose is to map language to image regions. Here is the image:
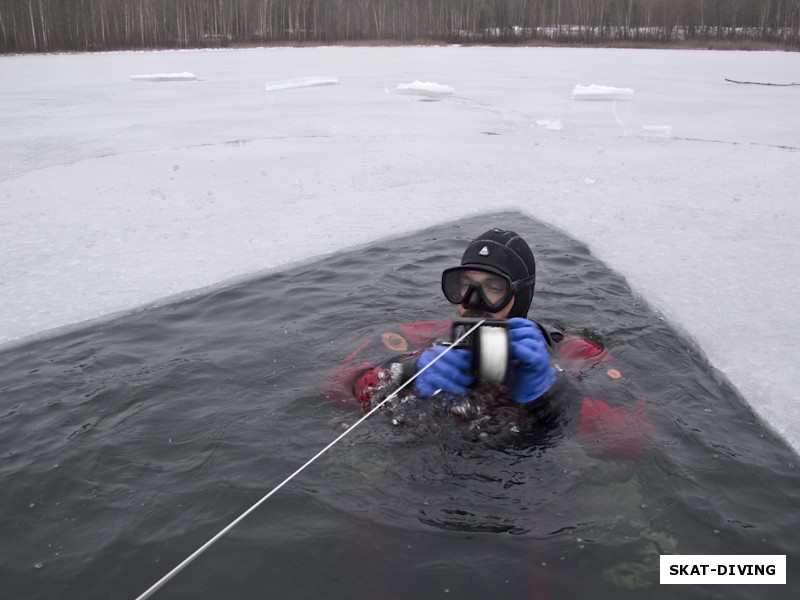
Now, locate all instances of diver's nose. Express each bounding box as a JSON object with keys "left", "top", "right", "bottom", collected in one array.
[{"left": 462, "top": 285, "right": 483, "bottom": 310}]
